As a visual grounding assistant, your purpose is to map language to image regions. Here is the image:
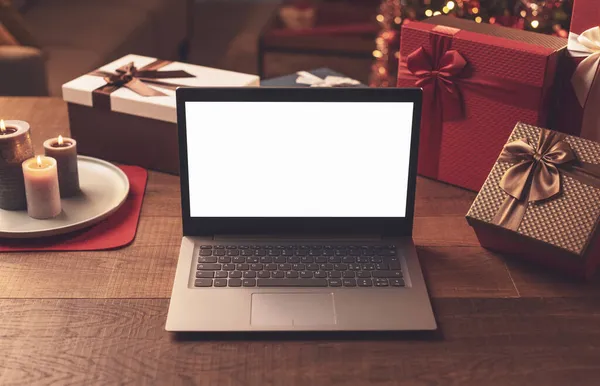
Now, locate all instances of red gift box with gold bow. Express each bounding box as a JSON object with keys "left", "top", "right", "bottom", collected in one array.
[
  {"left": 554, "top": 0, "right": 600, "bottom": 142},
  {"left": 397, "top": 16, "right": 567, "bottom": 191},
  {"left": 467, "top": 122, "right": 600, "bottom": 280}
]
